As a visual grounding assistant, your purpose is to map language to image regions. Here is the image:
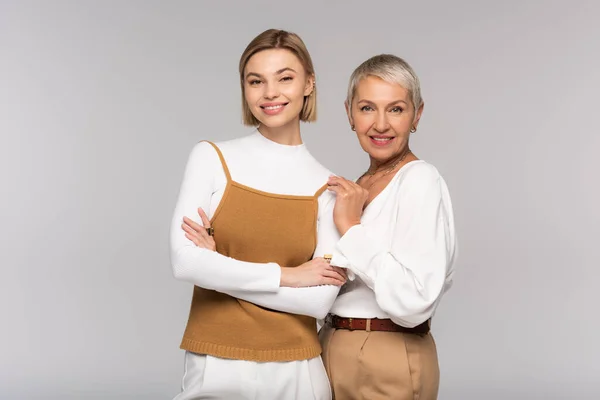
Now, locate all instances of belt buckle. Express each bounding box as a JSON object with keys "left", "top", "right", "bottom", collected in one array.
[{"left": 347, "top": 317, "right": 354, "bottom": 331}]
